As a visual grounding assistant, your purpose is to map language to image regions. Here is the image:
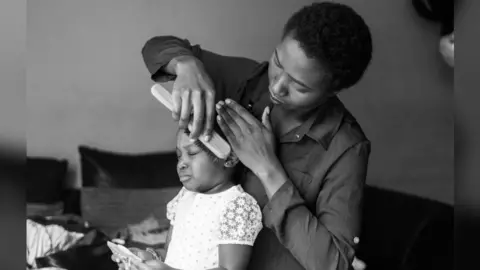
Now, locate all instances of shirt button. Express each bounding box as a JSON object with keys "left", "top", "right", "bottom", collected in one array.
[
  {"left": 354, "top": 237, "right": 360, "bottom": 244},
  {"left": 295, "top": 134, "right": 300, "bottom": 139}
]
